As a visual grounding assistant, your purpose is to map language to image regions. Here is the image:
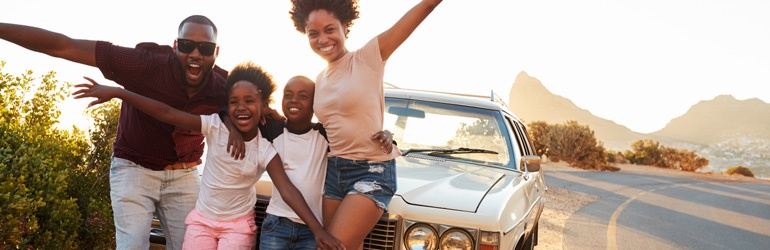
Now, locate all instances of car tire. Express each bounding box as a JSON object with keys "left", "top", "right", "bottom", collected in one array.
[{"left": 521, "top": 230, "right": 535, "bottom": 250}]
